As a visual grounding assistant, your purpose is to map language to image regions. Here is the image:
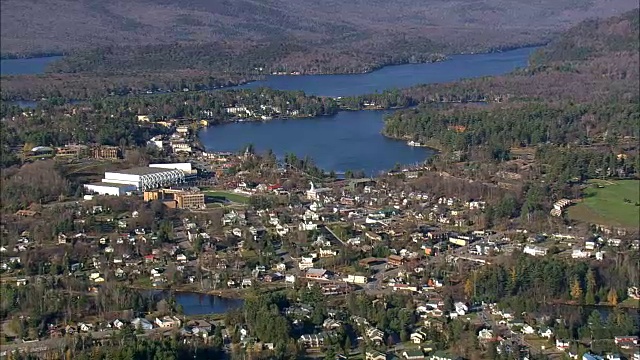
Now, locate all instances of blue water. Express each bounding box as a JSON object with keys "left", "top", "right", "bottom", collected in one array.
[
  {"left": 202, "top": 48, "right": 536, "bottom": 174},
  {"left": 200, "top": 110, "right": 434, "bottom": 176},
  {"left": 0, "top": 56, "right": 62, "bottom": 75},
  {"left": 175, "top": 292, "right": 243, "bottom": 316},
  {"left": 145, "top": 290, "right": 243, "bottom": 316},
  {"left": 234, "top": 47, "right": 537, "bottom": 97}
]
